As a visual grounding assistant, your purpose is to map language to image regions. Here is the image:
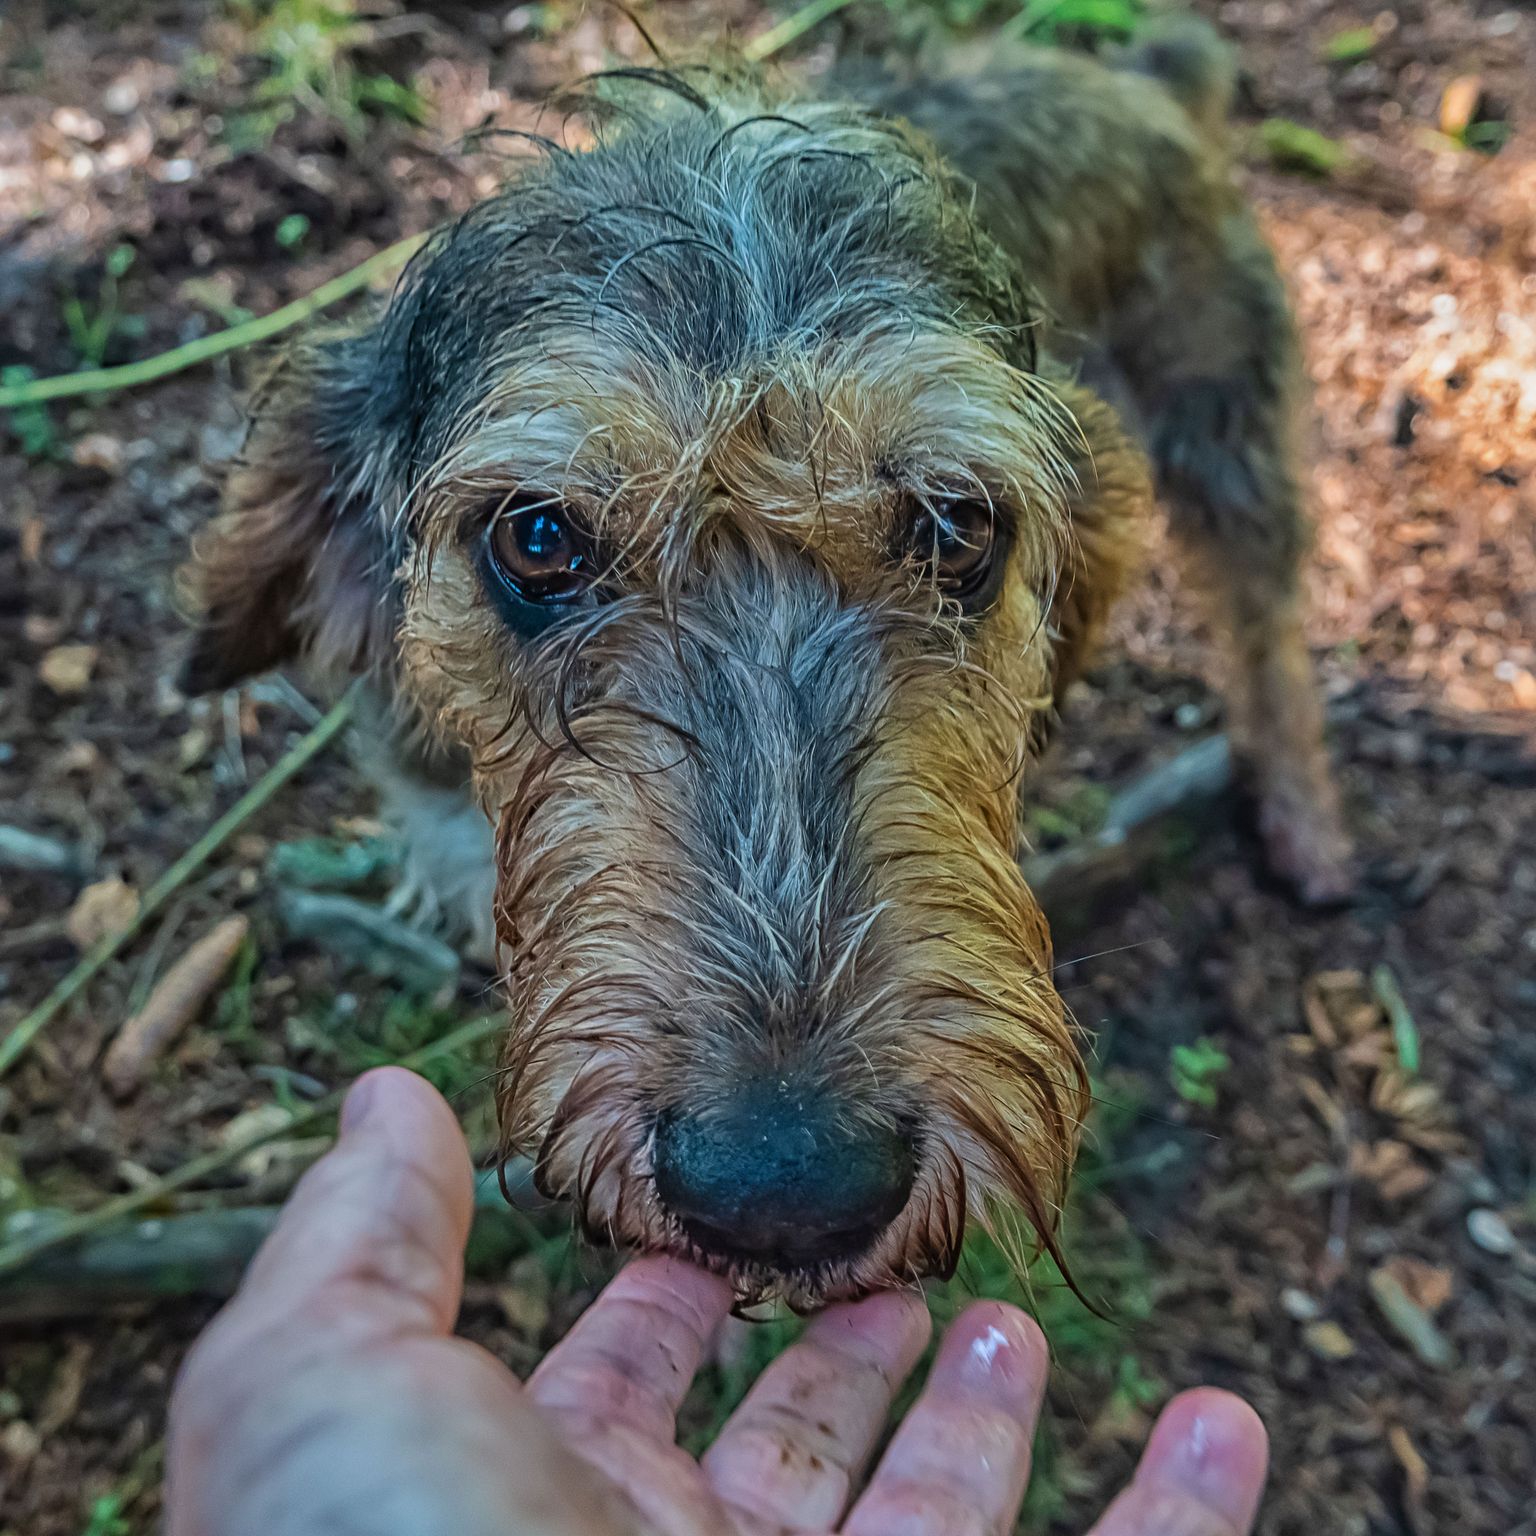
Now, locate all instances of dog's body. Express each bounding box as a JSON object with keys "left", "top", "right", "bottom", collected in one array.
[{"left": 185, "top": 20, "right": 1350, "bottom": 1306}]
